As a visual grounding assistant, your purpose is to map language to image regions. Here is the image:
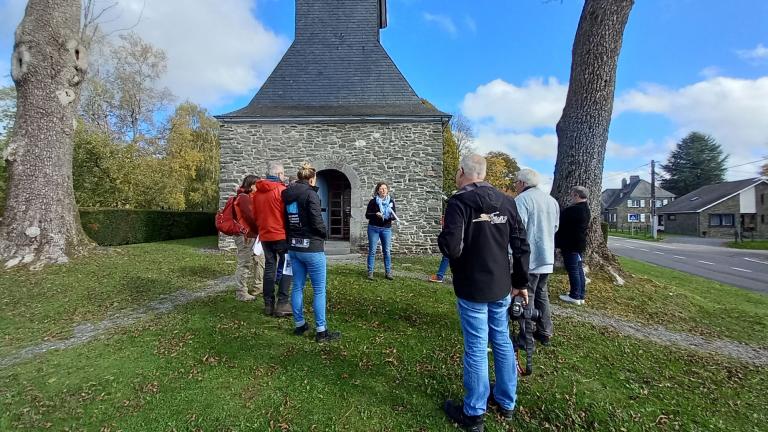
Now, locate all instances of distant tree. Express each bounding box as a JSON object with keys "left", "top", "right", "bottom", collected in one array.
[
  {"left": 550, "top": 0, "right": 634, "bottom": 270},
  {"left": 485, "top": 151, "right": 520, "bottom": 193},
  {"left": 761, "top": 162, "right": 768, "bottom": 177},
  {"left": 165, "top": 102, "right": 220, "bottom": 211},
  {"left": 1, "top": 0, "right": 92, "bottom": 269},
  {"left": 0, "top": 86, "right": 16, "bottom": 211},
  {"left": 450, "top": 113, "right": 475, "bottom": 157},
  {"left": 80, "top": 32, "right": 174, "bottom": 144},
  {"left": 661, "top": 132, "right": 728, "bottom": 196}
]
